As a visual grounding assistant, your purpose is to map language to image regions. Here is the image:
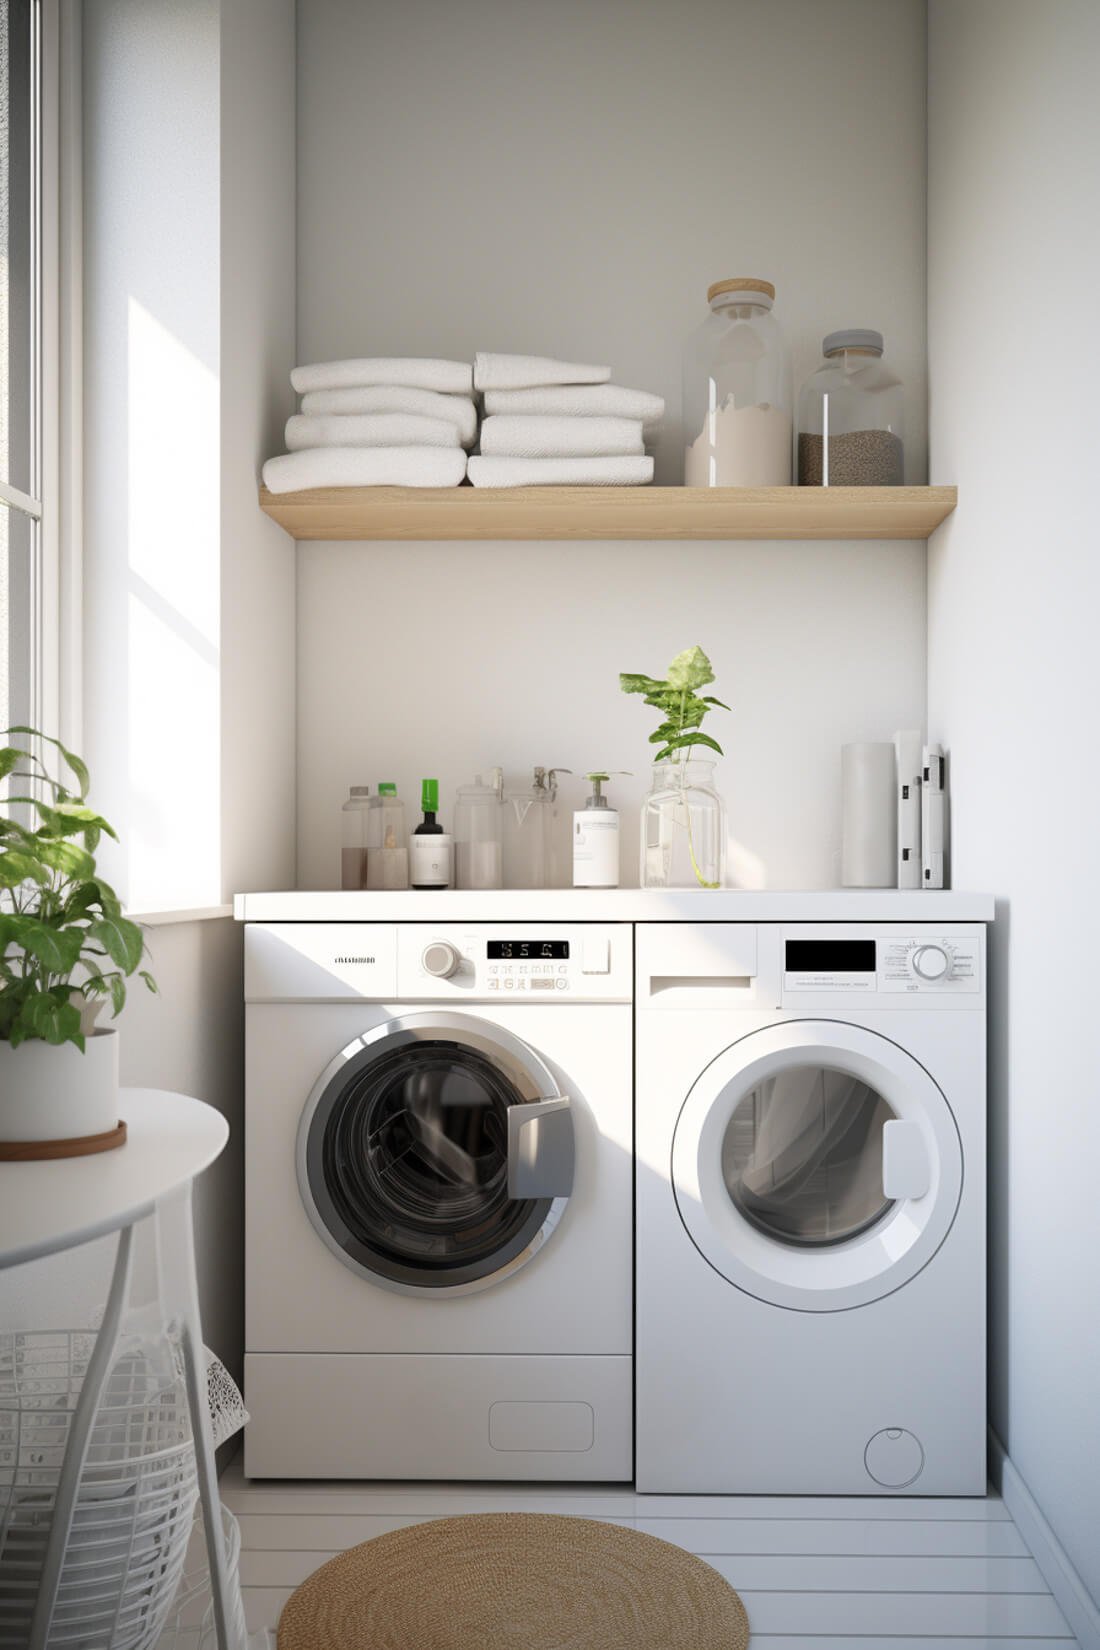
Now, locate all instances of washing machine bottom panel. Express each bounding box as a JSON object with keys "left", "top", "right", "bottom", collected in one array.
[
  {"left": 635, "top": 1291, "right": 985, "bottom": 1497},
  {"left": 244, "top": 1353, "right": 633, "bottom": 1481}
]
